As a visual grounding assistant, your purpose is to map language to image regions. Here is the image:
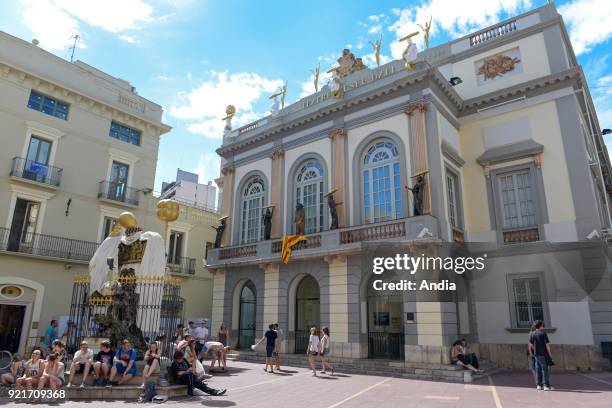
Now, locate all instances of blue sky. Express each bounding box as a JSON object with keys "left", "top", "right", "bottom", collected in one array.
[{"left": 2, "top": 0, "right": 612, "bottom": 191}]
